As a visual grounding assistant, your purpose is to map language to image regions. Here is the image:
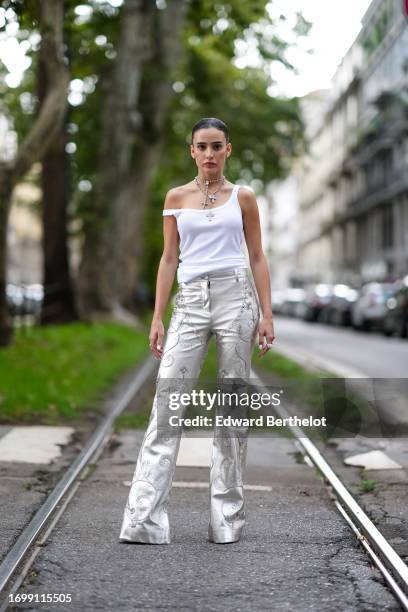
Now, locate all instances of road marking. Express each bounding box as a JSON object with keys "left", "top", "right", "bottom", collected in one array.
[
  {"left": 122, "top": 480, "right": 273, "bottom": 491},
  {"left": 176, "top": 436, "right": 212, "bottom": 467},
  {"left": 344, "top": 450, "right": 403, "bottom": 470}
]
